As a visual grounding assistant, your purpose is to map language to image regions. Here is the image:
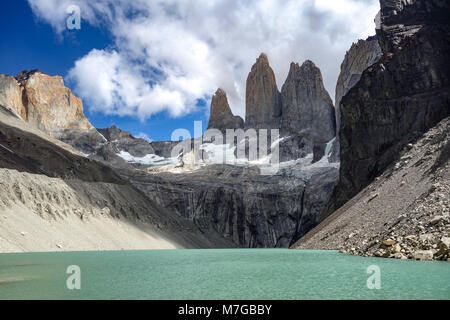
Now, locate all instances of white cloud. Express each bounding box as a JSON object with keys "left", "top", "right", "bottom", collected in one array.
[
  {"left": 67, "top": 49, "right": 193, "bottom": 119},
  {"left": 28, "top": 0, "right": 380, "bottom": 120}
]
